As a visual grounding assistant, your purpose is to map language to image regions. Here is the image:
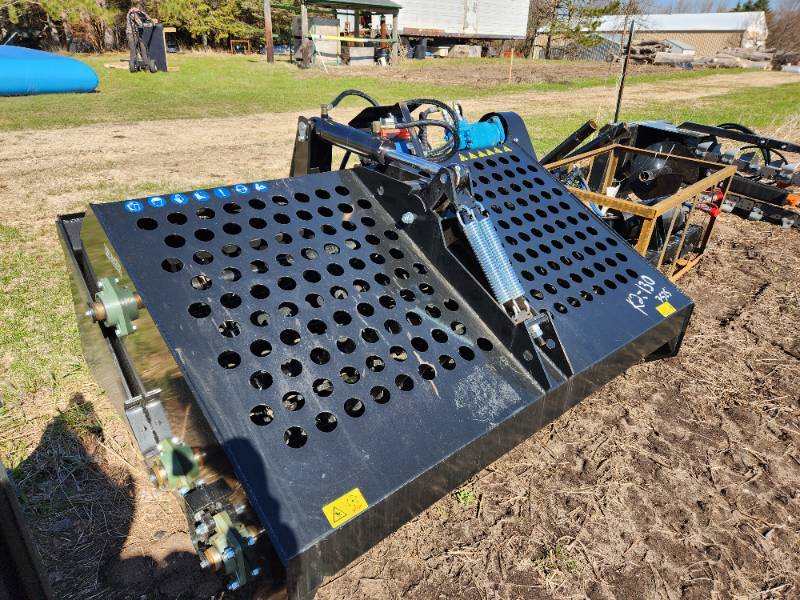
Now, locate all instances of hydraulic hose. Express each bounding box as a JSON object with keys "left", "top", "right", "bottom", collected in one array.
[
  {"left": 395, "top": 118, "right": 460, "bottom": 162},
  {"left": 327, "top": 89, "right": 379, "bottom": 110},
  {"left": 402, "top": 98, "right": 461, "bottom": 162},
  {"left": 324, "top": 91, "right": 460, "bottom": 162}
]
